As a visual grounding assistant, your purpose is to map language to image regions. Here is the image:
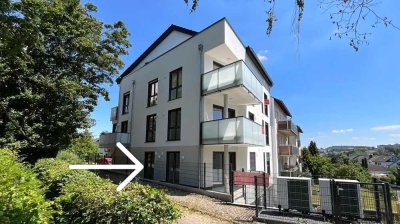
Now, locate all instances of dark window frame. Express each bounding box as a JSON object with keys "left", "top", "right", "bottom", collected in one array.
[
  {"left": 167, "top": 108, "right": 181, "bottom": 141},
  {"left": 122, "top": 92, "right": 130, "bottom": 114},
  {"left": 264, "top": 94, "right": 269, "bottom": 116},
  {"left": 248, "top": 112, "right": 255, "bottom": 121},
  {"left": 213, "top": 105, "right": 224, "bottom": 120},
  {"left": 265, "top": 122, "right": 270, "bottom": 145},
  {"left": 112, "top": 124, "right": 117, "bottom": 133},
  {"left": 145, "top": 114, "right": 157, "bottom": 142},
  {"left": 228, "top": 108, "right": 236, "bottom": 118},
  {"left": 147, "top": 79, "right": 158, "bottom": 107},
  {"left": 250, "top": 152, "right": 256, "bottom": 171},
  {"left": 169, "top": 68, "right": 182, "bottom": 101},
  {"left": 121, "top": 121, "right": 128, "bottom": 133}
]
